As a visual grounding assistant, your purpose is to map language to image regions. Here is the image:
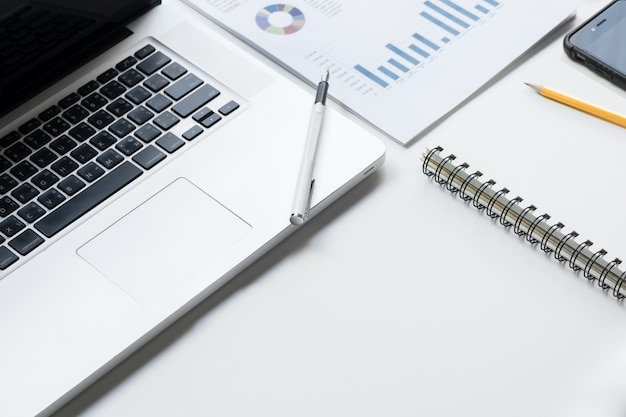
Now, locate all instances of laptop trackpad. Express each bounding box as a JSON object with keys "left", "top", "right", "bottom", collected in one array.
[{"left": 77, "top": 178, "right": 251, "bottom": 305}]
